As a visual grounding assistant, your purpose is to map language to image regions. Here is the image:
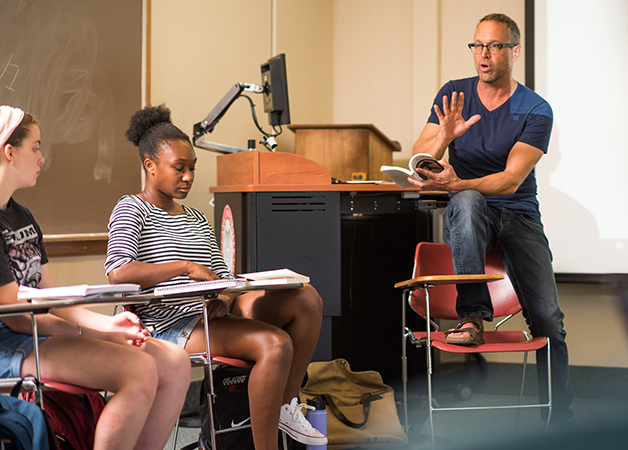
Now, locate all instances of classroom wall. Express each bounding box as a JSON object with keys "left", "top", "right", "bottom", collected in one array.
[{"left": 47, "top": 0, "right": 628, "bottom": 368}]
